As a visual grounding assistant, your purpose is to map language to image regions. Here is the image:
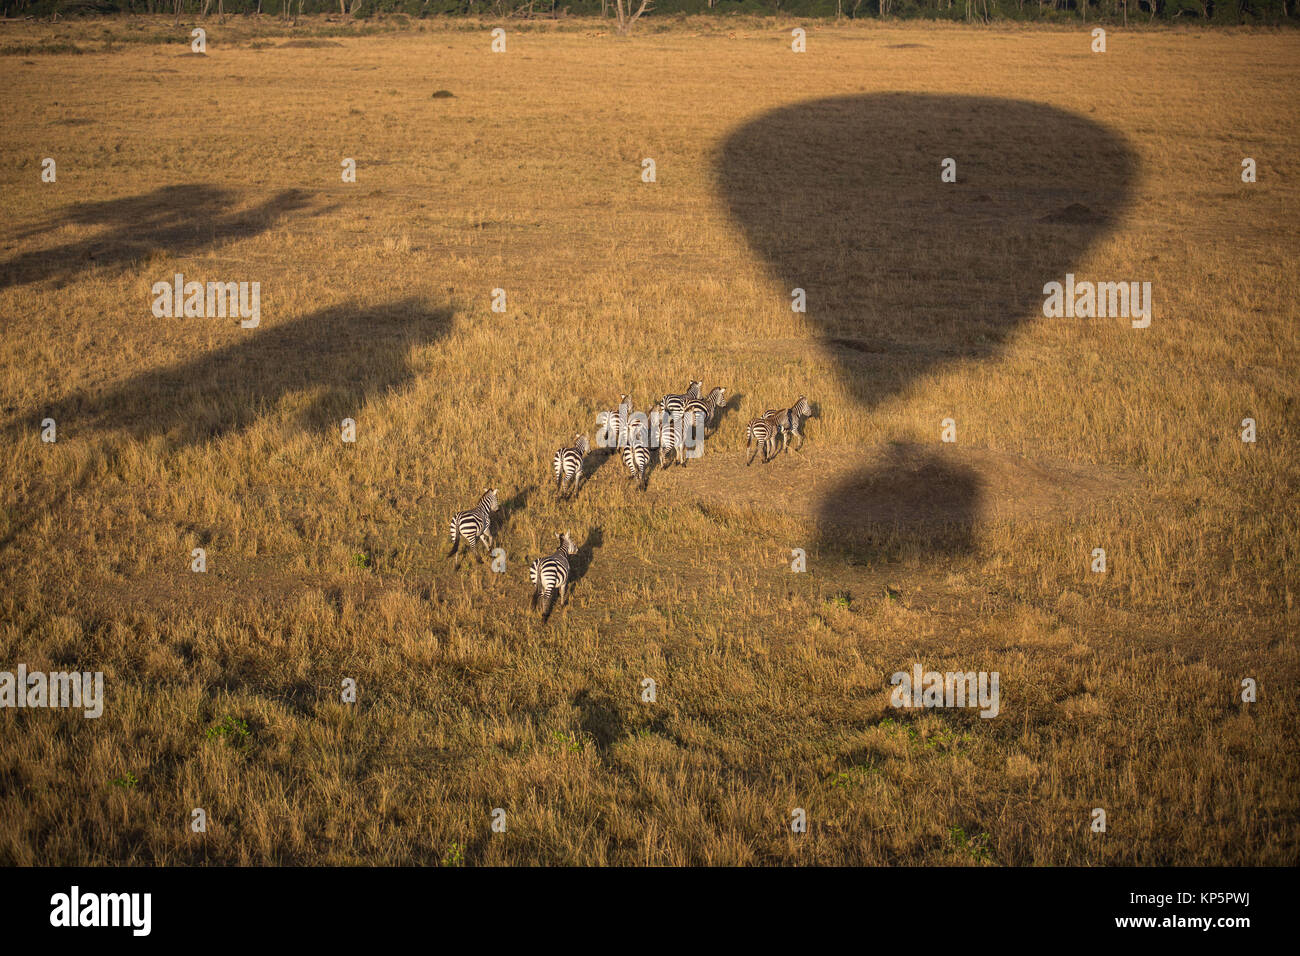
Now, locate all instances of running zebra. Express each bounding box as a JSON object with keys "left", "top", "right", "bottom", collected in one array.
[
  {"left": 763, "top": 396, "right": 814, "bottom": 454},
  {"left": 529, "top": 531, "right": 578, "bottom": 621},
  {"left": 745, "top": 412, "right": 782, "bottom": 466},
  {"left": 448, "top": 488, "right": 499, "bottom": 564},
  {"left": 552, "top": 434, "right": 590, "bottom": 499}
]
